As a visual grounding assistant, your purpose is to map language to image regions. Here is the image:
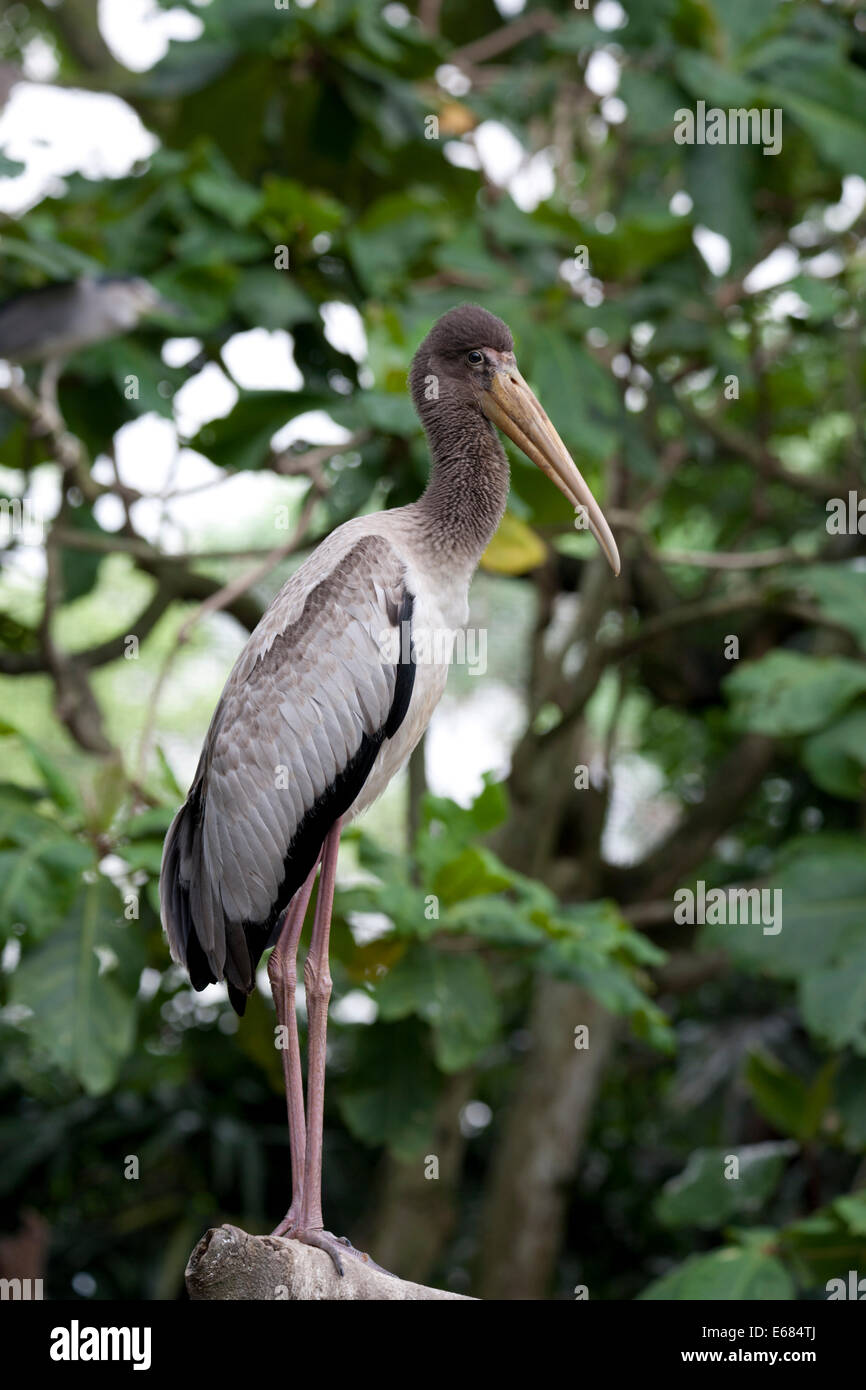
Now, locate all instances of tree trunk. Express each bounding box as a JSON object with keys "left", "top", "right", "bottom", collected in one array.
[
  {"left": 362, "top": 1069, "right": 475, "bottom": 1283},
  {"left": 477, "top": 981, "right": 617, "bottom": 1300}
]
